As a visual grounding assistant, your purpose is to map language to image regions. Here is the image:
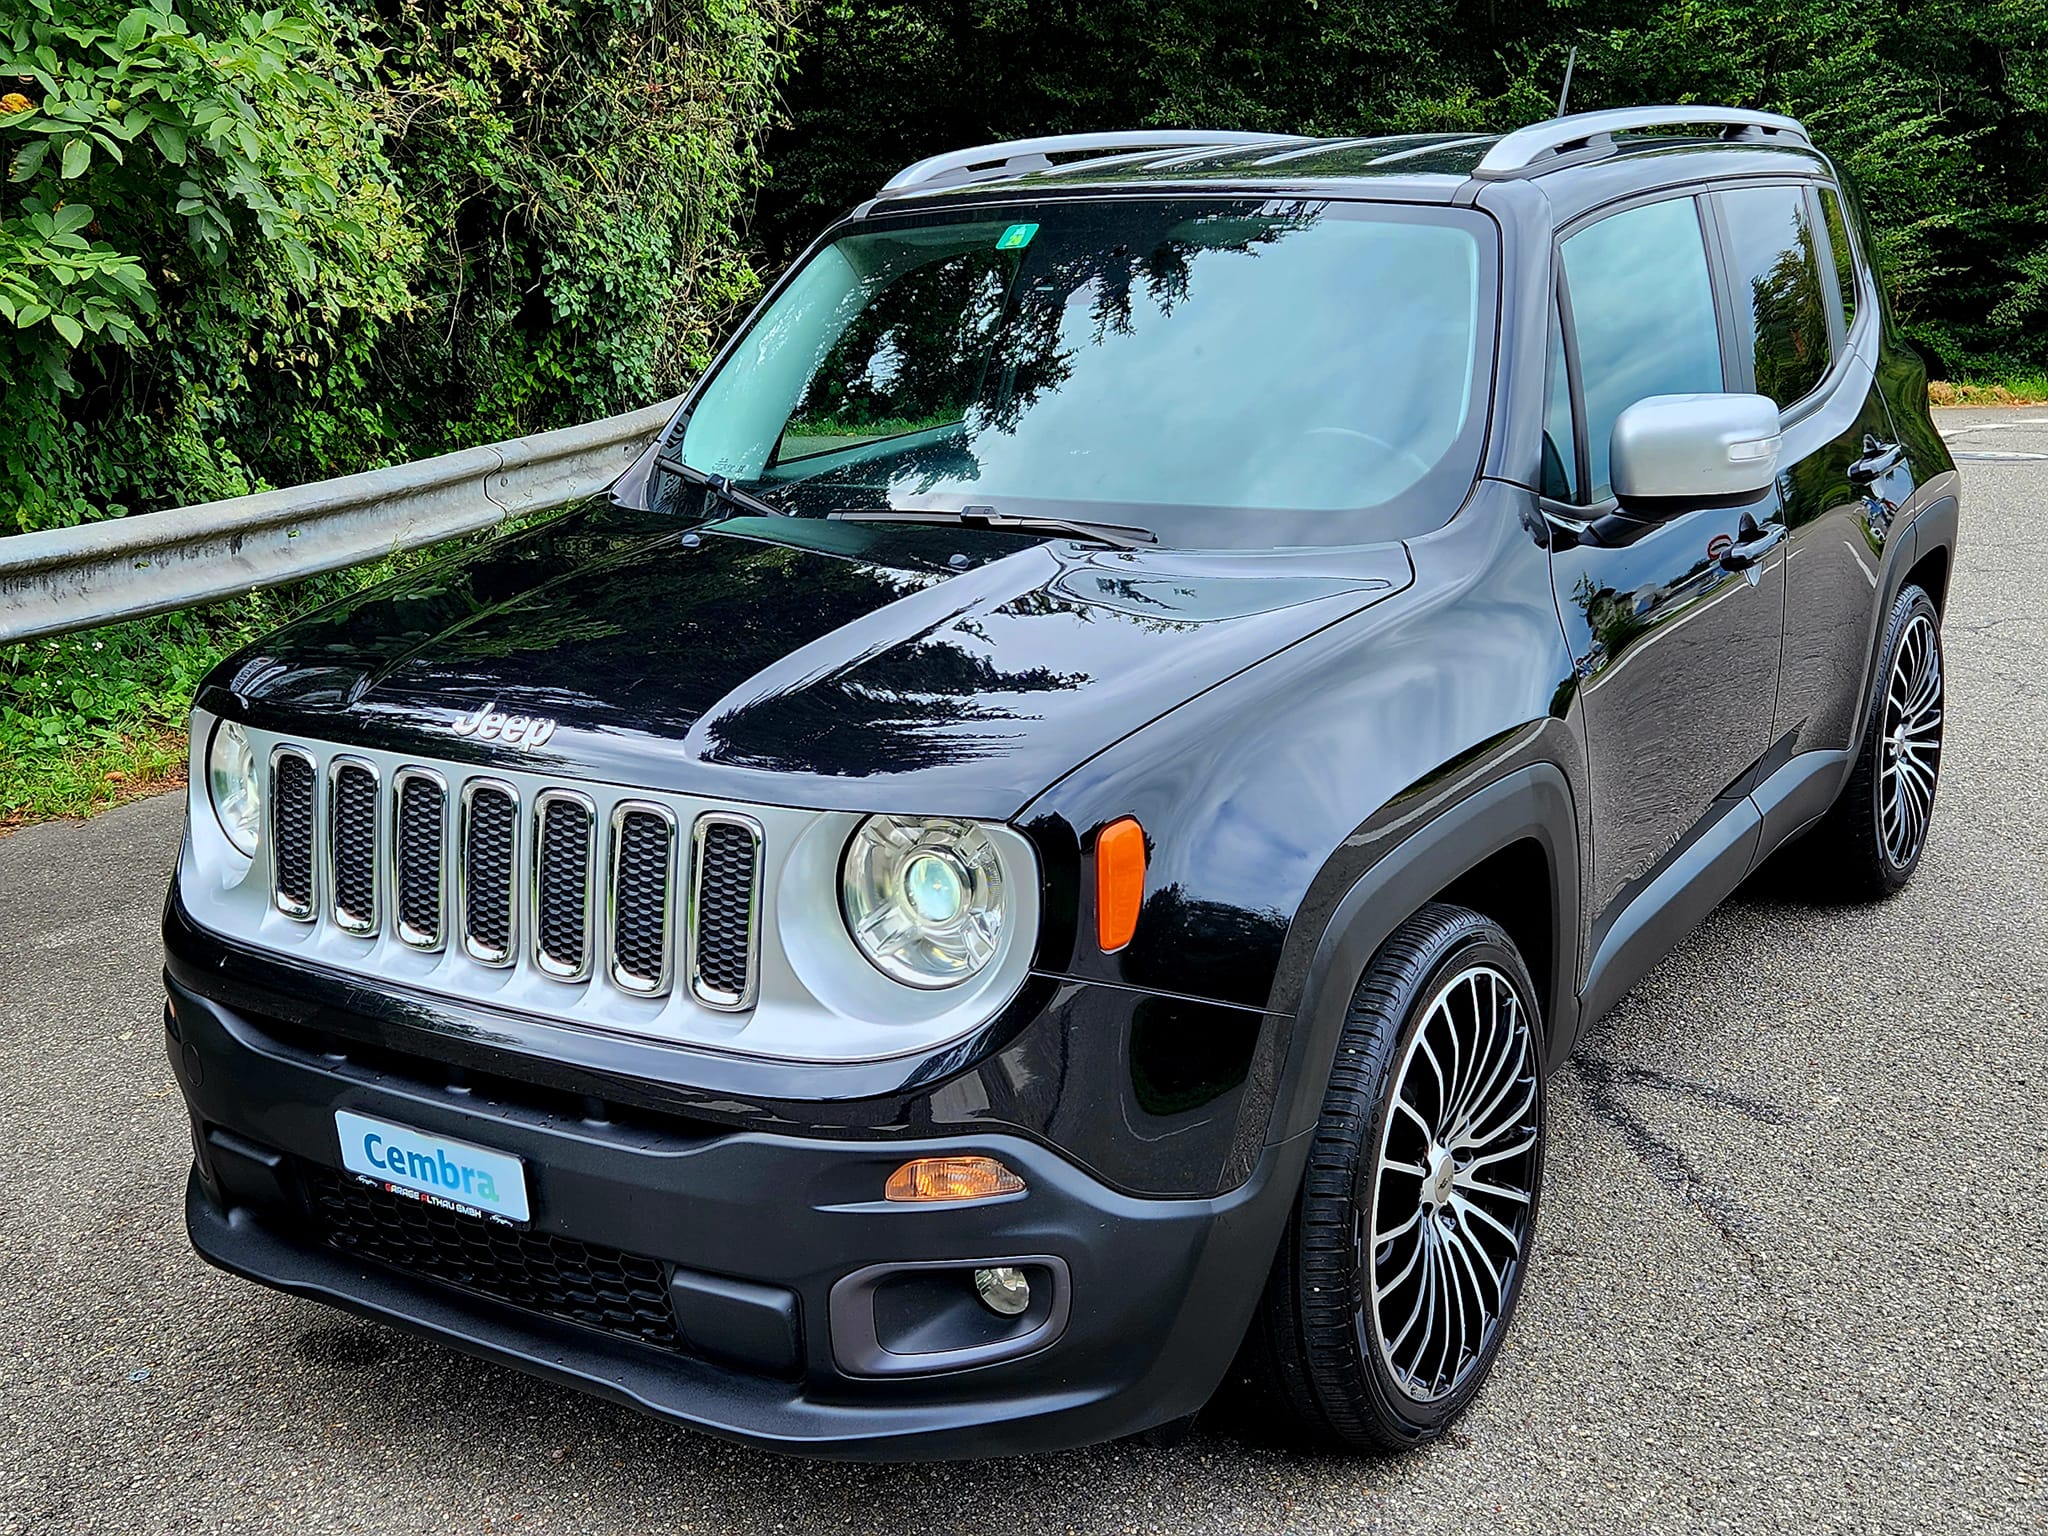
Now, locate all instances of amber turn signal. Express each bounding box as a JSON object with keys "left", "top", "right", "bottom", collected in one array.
[
  {"left": 885, "top": 1155, "right": 1026, "bottom": 1203},
  {"left": 1095, "top": 816, "right": 1146, "bottom": 952}
]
